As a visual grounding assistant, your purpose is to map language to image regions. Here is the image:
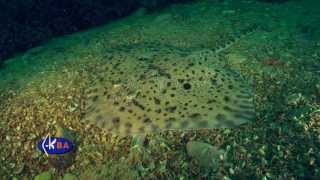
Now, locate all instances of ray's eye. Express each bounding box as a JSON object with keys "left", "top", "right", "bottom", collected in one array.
[{"left": 183, "top": 83, "right": 192, "bottom": 90}]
